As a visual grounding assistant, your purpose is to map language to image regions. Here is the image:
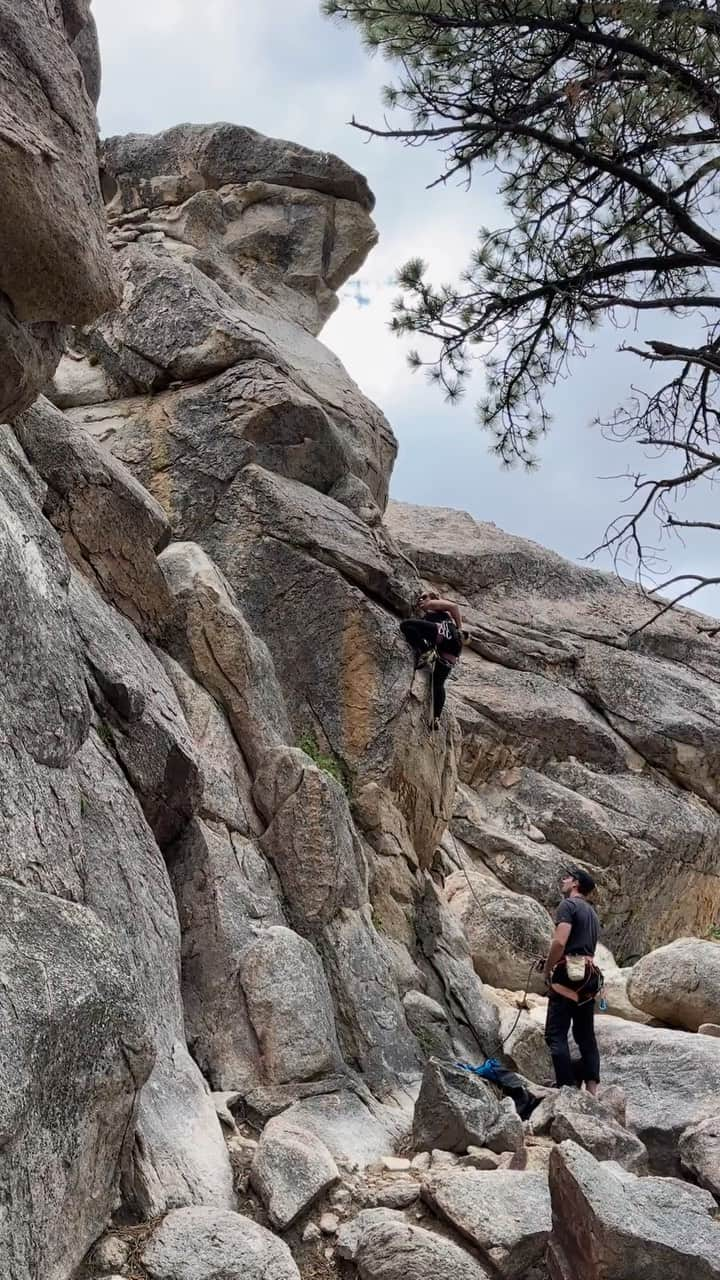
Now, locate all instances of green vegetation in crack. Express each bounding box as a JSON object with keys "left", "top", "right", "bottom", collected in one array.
[{"left": 297, "top": 731, "right": 351, "bottom": 796}]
